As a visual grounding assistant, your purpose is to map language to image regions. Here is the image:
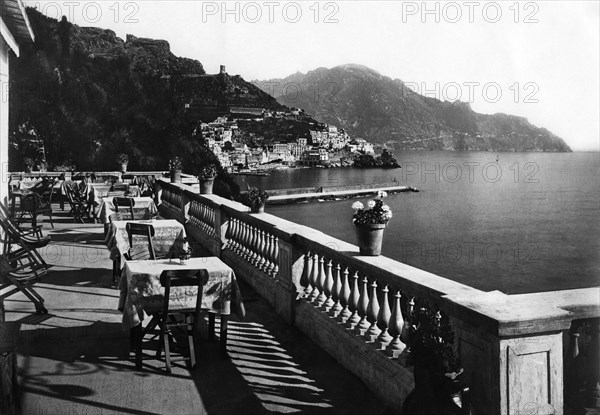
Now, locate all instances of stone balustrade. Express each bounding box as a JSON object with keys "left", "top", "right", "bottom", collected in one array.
[{"left": 157, "top": 179, "right": 599, "bottom": 414}]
